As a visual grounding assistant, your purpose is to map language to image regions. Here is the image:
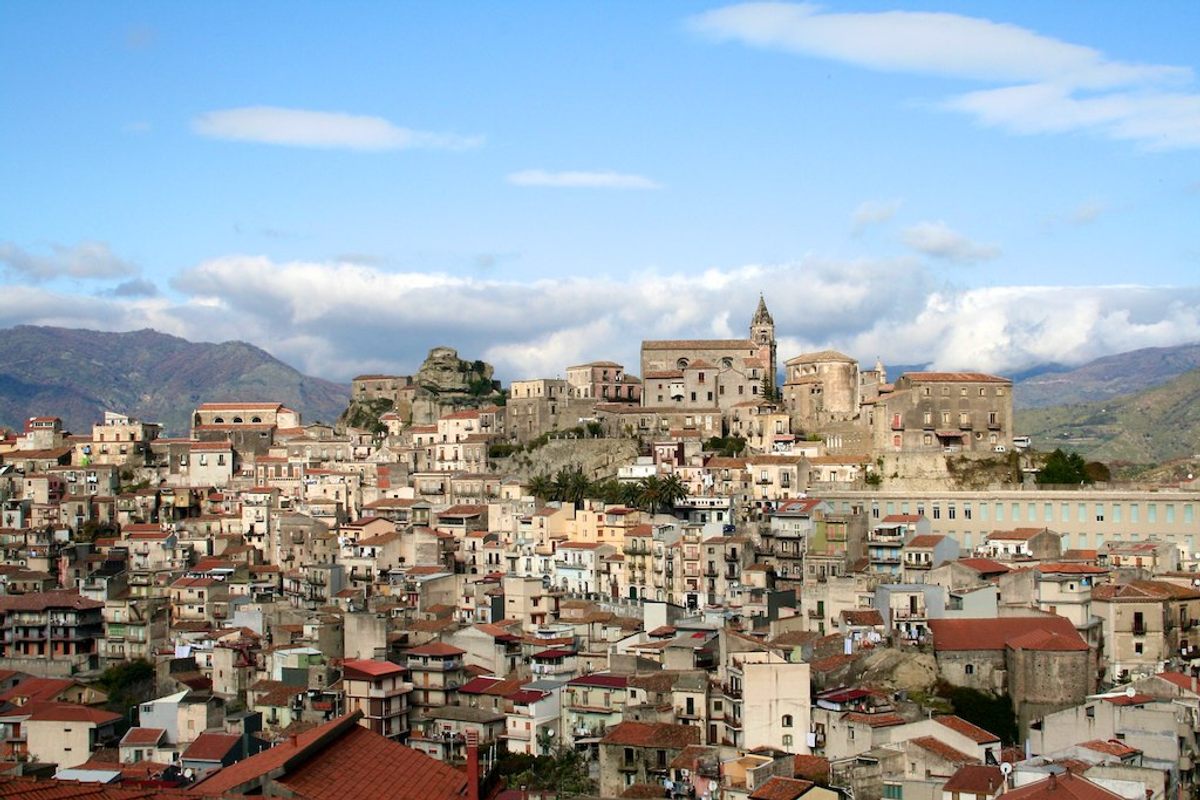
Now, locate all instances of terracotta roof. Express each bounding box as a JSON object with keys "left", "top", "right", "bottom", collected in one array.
[
  {"left": 841, "top": 609, "right": 884, "bottom": 626},
  {"left": 1155, "top": 671, "right": 1200, "bottom": 693},
  {"left": 601, "top": 721, "right": 699, "bottom": 748},
  {"left": 1079, "top": 739, "right": 1140, "bottom": 757},
  {"left": 1093, "top": 580, "right": 1200, "bottom": 602},
  {"left": 342, "top": 659, "right": 406, "bottom": 679},
  {"left": 910, "top": 736, "right": 978, "bottom": 765},
  {"left": 1035, "top": 563, "right": 1108, "bottom": 575},
  {"left": 194, "top": 711, "right": 468, "bottom": 800},
  {"left": 956, "top": 558, "right": 1011, "bottom": 575},
  {"left": 843, "top": 712, "right": 905, "bottom": 728},
  {"left": 793, "top": 754, "right": 831, "bottom": 782},
  {"left": 120, "top": 727, "right": 167, "bottom": 746},
  {"left": 903, "top": 372, "right": 1009, "bottom": 383},
  {"left": 182, "top": 732, "right": 241, "bottom": 762},
  {"left": 880, "top": 514, "right": 923, "bottom": 523},
  {"left": 999, "top": 772, "right": 1124, "bottom": 800},
  {"left": 749, "top": 776, "right": 816, "bottom": 800},
  {"left": 987, "top": 527, "right": 1050, "bottom": 541},
  {"left": 406, "top": 642, "right": 465, "bottom": 657},
  {"left": 568, "top": 673, "right": 628, "bottom": 689},
  {"left": 906, "top": 535, "right": 945, "bottom": 548},
  {"left": 929, "top": 616, "right": 1086, "bottom": 652},
  {"left": 935, "top": 715, "right": 1001, "bottom": 743},
  {"left": 0, "top": 591, "right": 103, "bottom": 612},
  {"left": 24, "top": 701, "right": 122, "bottom": 725},
  {"left": 943, "top": 765, "right": 1004, "bottom": 795},
  {"left": 643, "top": 338, "right": 756, "bottom": 350},
  {"left": 0, "top": 678, "right": 78, "bottom": 705}
]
